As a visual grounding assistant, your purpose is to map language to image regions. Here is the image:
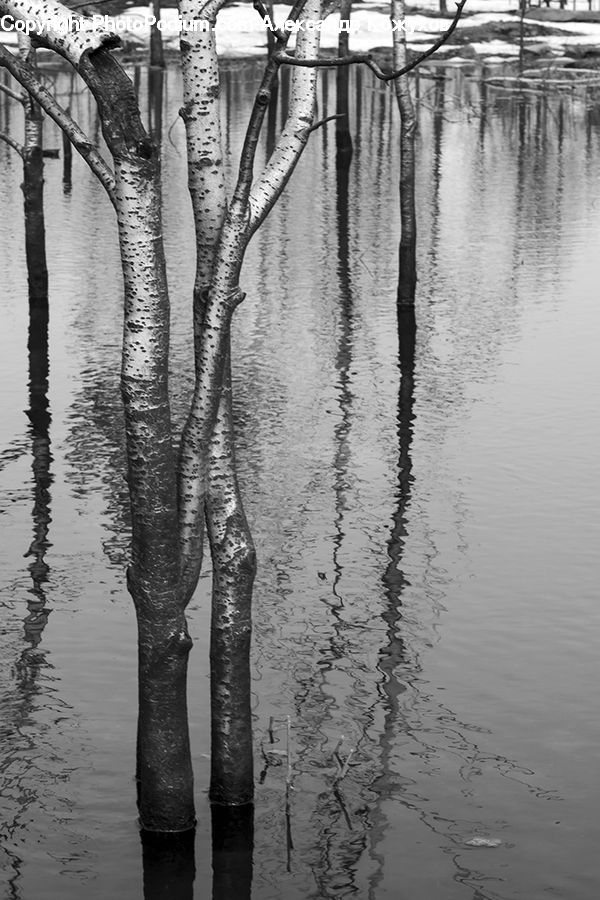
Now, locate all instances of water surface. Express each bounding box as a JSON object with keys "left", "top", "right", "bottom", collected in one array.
[{"left": 1, "top": 63, "right": 599, "bottom": 899}]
